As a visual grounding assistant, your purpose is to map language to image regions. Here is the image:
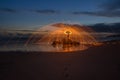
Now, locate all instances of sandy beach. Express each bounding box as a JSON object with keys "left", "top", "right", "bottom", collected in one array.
[{"left": 0, "top": 43, "right": 120, "bottom": 80}]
